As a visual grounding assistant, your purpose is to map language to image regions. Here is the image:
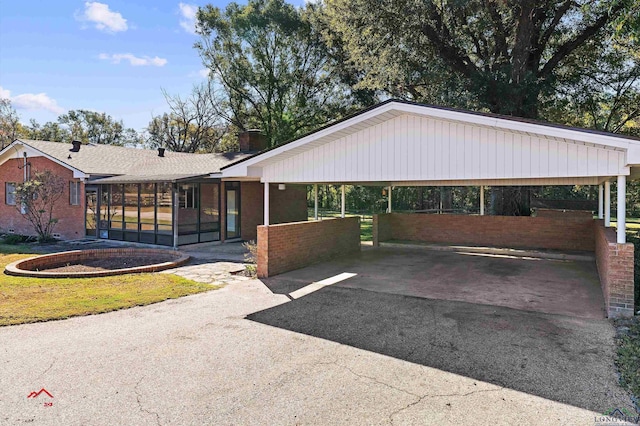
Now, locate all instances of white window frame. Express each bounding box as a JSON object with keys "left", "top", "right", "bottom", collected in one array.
[
  {"left": 70, "top": 181, "right": 81, "bottom": 206},
  {"left": 5, "top": 182, "right": 16, "bottom": 206}
]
